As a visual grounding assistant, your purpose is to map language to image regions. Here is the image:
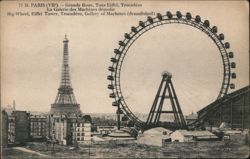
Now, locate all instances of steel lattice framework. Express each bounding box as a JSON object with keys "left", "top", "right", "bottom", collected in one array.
[
  {"left": 54, "top": 36, "right": 78, "bottom": 105},
  {"left": 146, "top": 71, "right": 187, "bottom": 130},
  {"left": 107, "top": 11, "right": 236, "bottom": 129},
  {"left": 50, "top": 35, "right": 81, "bottom": 115}
]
